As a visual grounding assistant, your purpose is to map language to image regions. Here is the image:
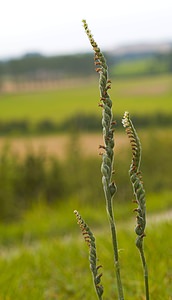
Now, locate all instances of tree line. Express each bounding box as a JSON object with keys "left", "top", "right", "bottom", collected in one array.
[{"left": 0, "top": 51, "right": 172, "bottom": 82}]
